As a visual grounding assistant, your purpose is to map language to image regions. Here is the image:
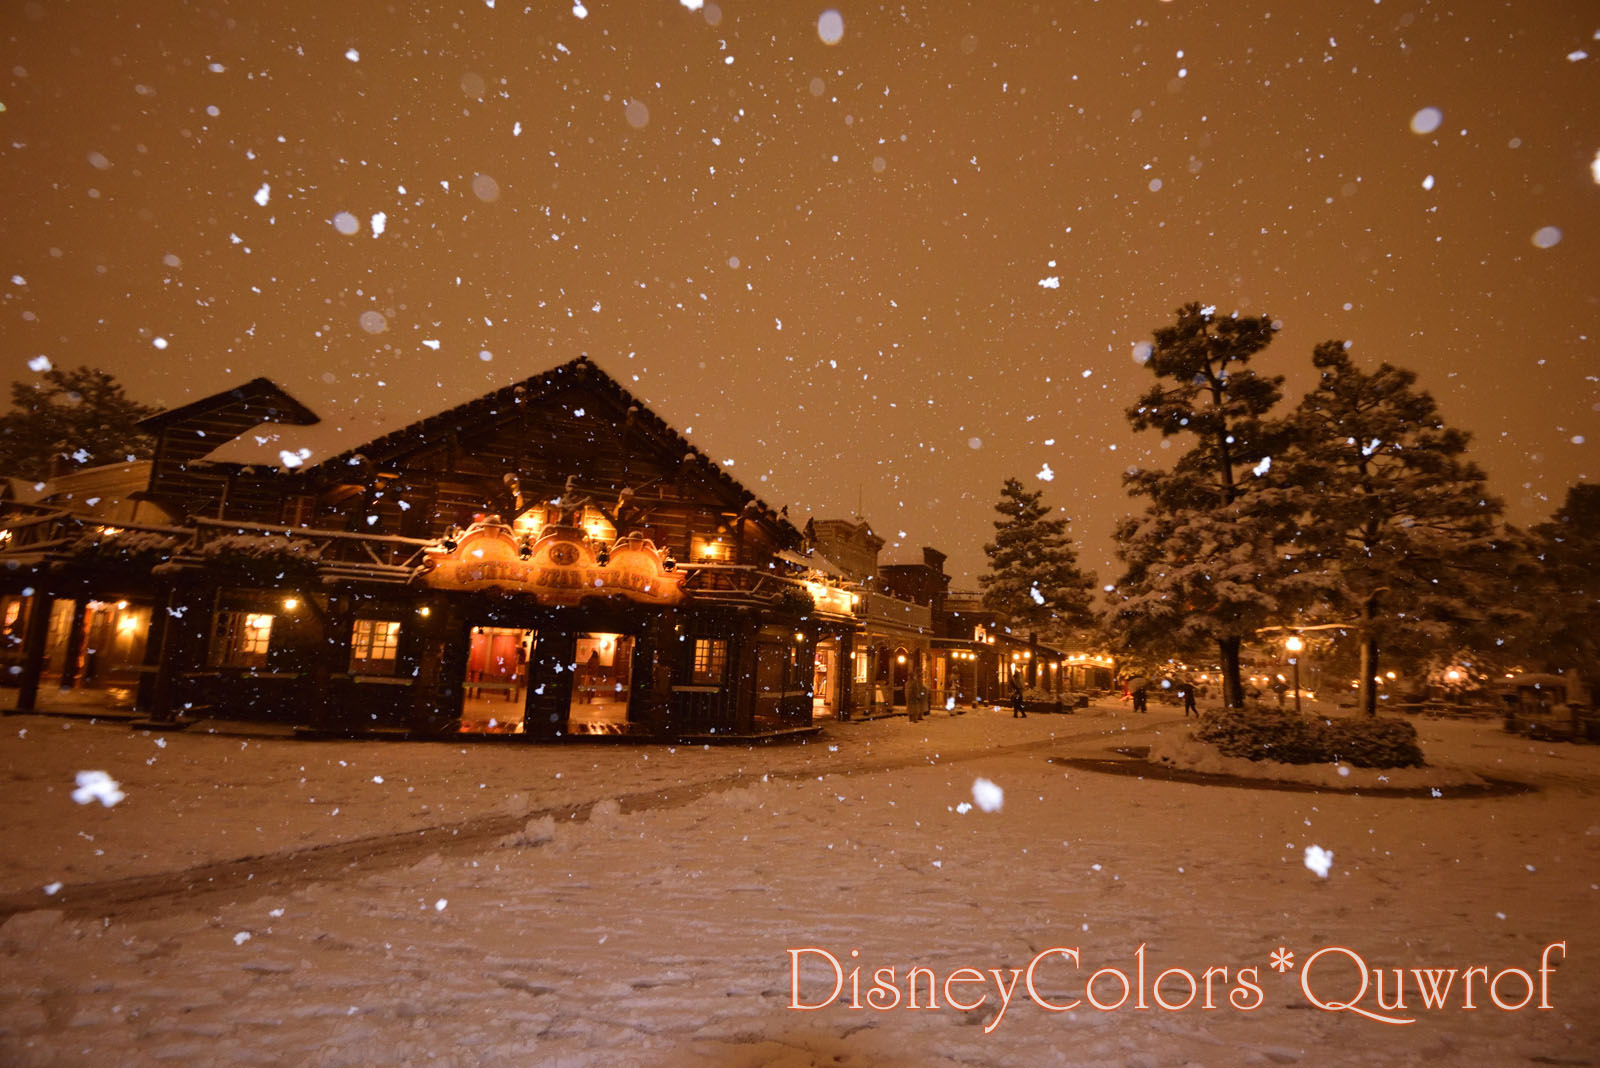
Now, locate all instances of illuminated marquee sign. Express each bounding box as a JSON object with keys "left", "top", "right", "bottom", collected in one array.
[{"left": 422, "top": 520, "right": 684, "bottom": 606}]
